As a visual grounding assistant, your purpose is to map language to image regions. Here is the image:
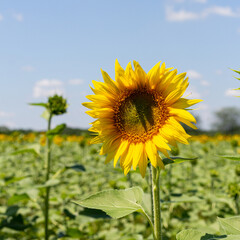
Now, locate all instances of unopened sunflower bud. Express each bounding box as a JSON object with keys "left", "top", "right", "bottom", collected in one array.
[{"left": 47, "top": 95, "right": 67, "bottom": 115}]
